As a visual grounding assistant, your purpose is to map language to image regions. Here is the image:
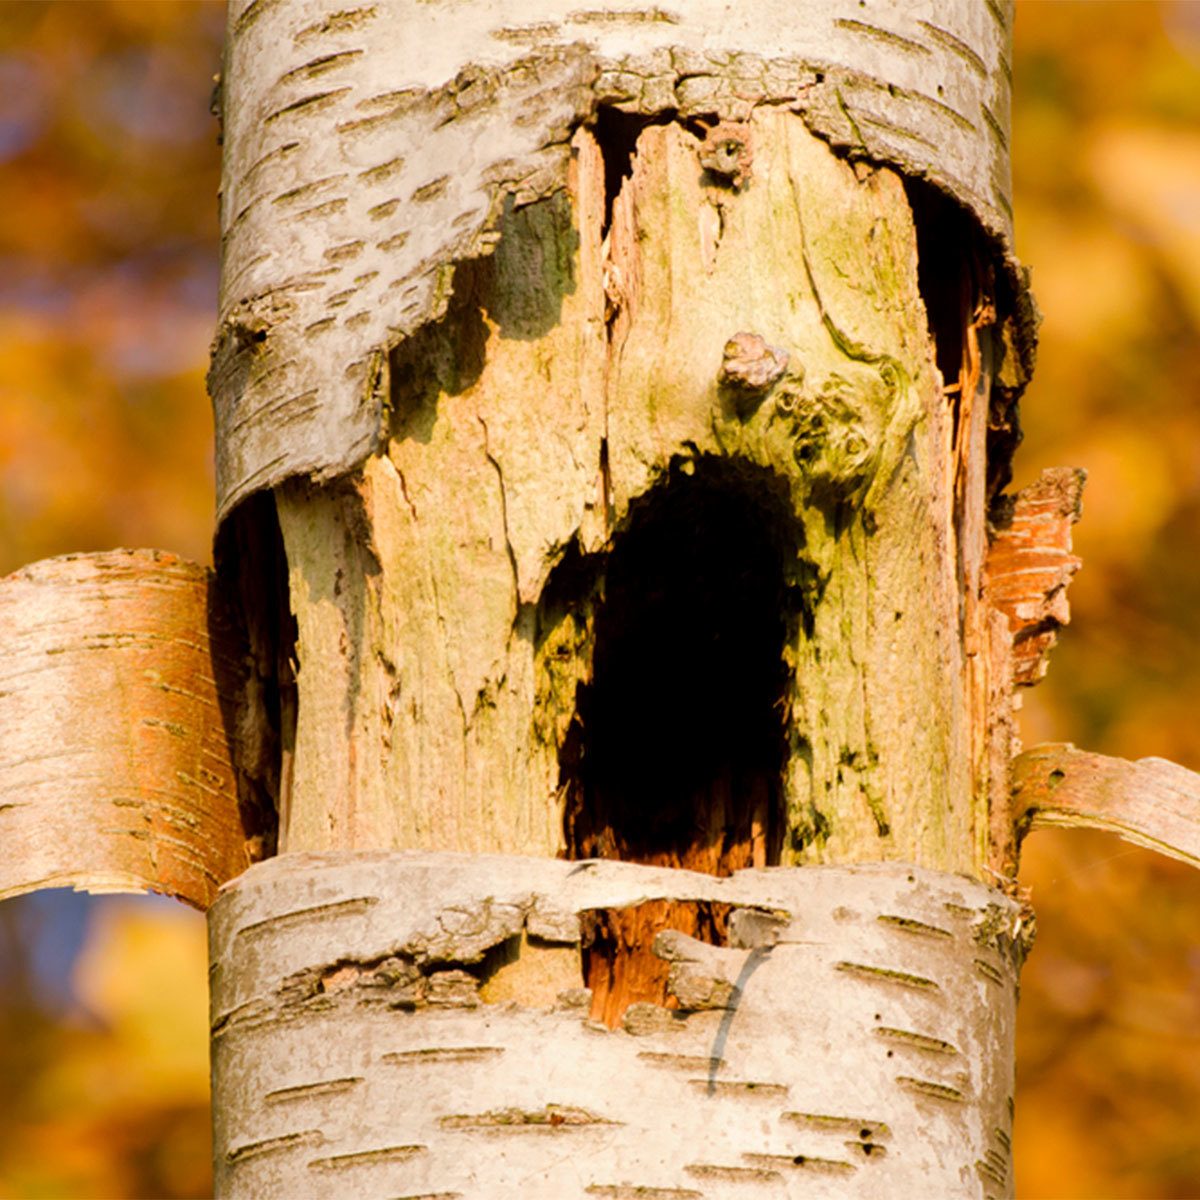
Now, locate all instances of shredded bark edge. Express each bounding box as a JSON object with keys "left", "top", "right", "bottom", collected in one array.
[{"left": 212, "top": 3, "right": 1033, "bottom": 522}]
